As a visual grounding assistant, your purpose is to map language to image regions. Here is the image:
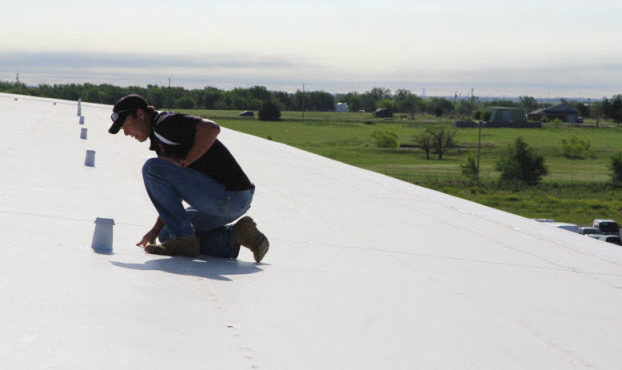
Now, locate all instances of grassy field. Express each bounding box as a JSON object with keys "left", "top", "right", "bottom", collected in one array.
[{"left": 180, "top": 109, "right": 622, "bottom": 225}]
